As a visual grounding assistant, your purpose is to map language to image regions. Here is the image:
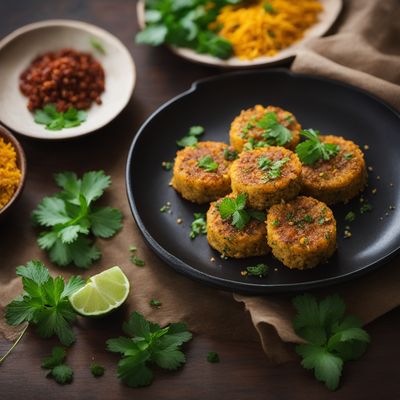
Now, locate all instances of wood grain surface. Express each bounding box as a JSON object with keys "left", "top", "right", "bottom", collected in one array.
[{"left": 0, "top": 1, "right": 399, "bottom": 399}]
